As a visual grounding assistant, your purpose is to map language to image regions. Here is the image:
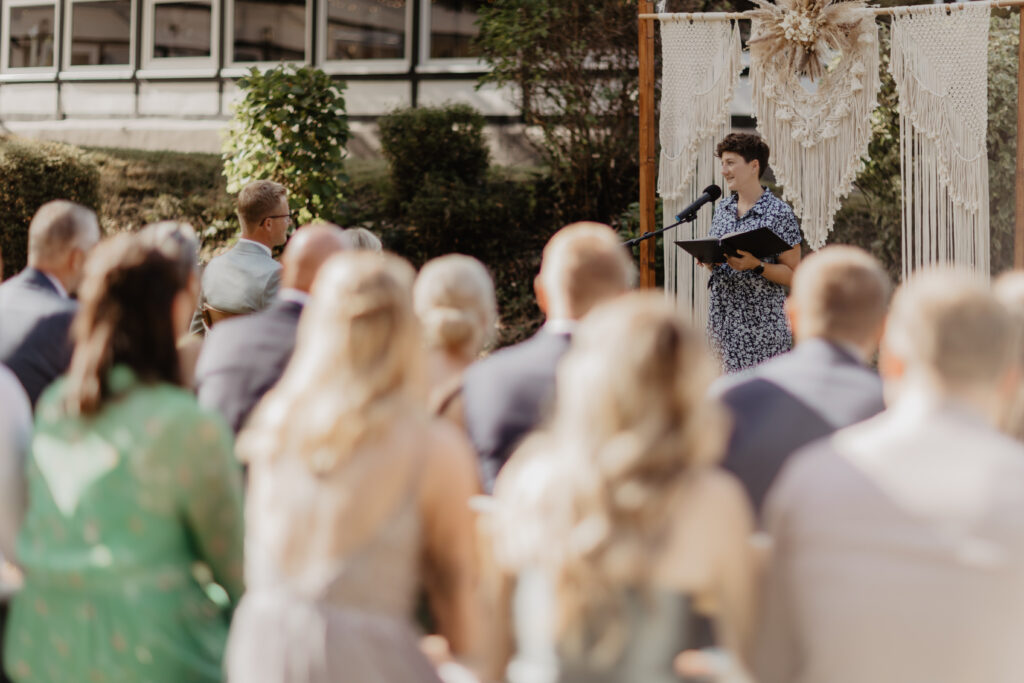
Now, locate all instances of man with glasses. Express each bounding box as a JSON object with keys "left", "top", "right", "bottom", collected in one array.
[{"left": 192, "top": 179, "right": 290, "bottom": 333}]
